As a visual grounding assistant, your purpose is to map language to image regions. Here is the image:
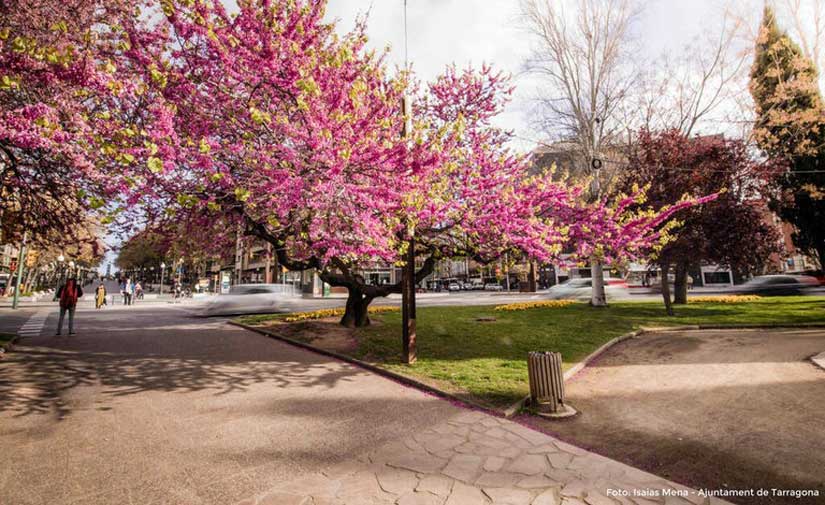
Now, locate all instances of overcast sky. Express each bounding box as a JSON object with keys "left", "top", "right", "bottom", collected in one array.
[{"left": 322, "top": 0, "right": 730, "bottom": 149}]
